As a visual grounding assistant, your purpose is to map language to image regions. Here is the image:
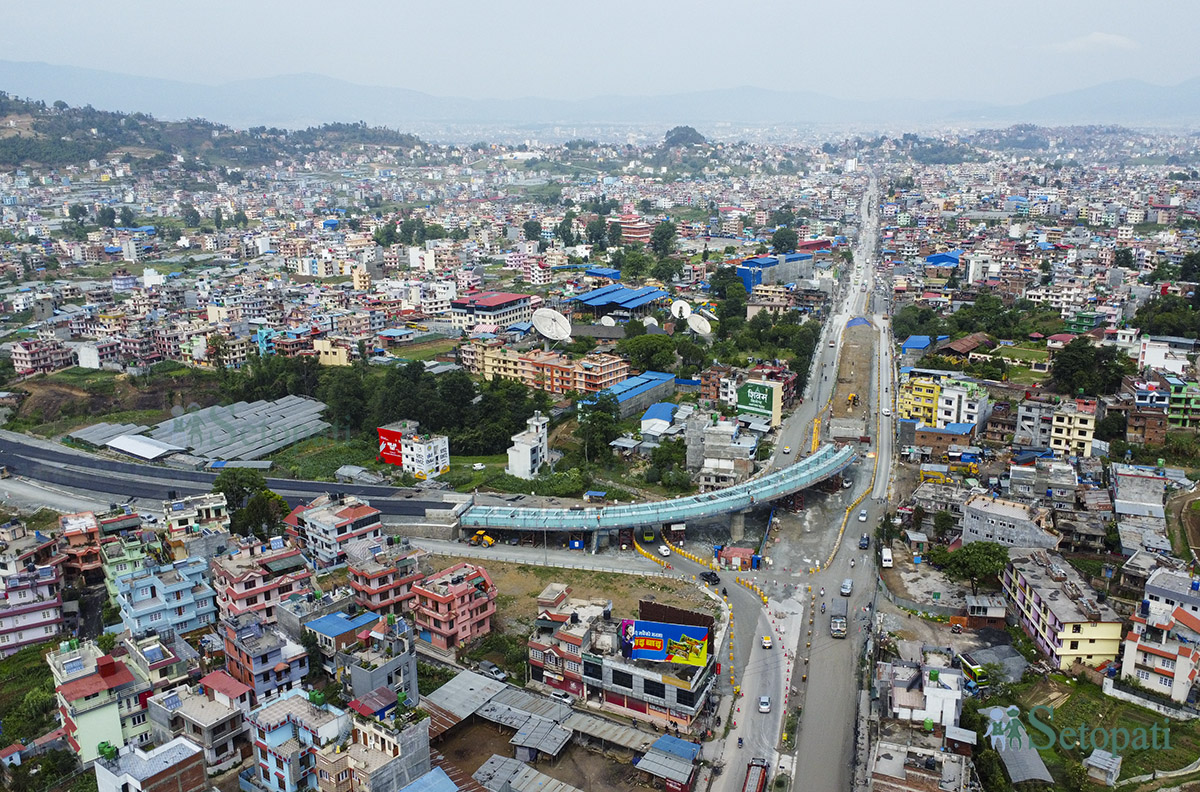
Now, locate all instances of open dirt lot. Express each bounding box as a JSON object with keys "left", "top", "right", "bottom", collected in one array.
[
  {"left": 831, "top": 323, "right": 876, "bottom": 422},
  {"left": 418, "top": 554, "right": 716, "bottom": 632},
  {"left": 437, "top": 721, "right": 642, "bottom": 792}
]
